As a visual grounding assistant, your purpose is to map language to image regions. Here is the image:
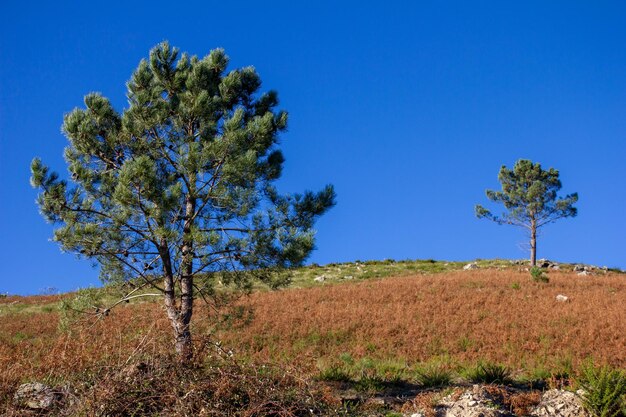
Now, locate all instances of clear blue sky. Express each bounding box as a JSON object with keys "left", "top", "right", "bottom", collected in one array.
[{"left": 1, "top": 1, "right": 625, "bottom": 294}]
